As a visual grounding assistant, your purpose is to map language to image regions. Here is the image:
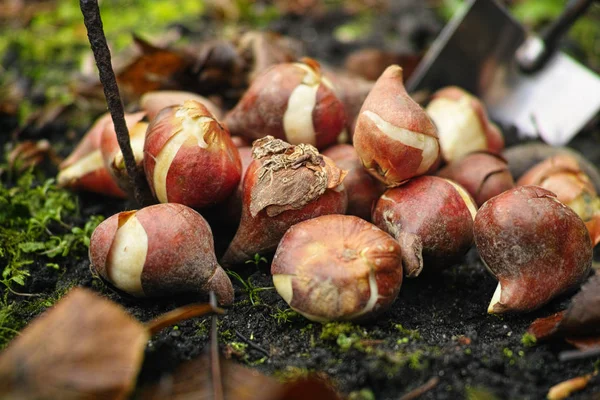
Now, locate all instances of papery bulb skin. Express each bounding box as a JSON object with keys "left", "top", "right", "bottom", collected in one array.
[
  {"left": 221, "top": 136, "right": 348, "bottom": 266},
  {"left": 272, "top": 214, "right": 403, "bottom": 322},
  {"left": 143, "top": 100, "right": 242, "bottom": 208},
  {"left": 517, "top": 155, "right": 600, "bottom": 246},
  {"left": 224, "top": 58, "right": 347, "bottom": 150},
  {"left": 426, "top": 86, "right": 504, "bottom": 163},
  {"left": 353, "top": 65, "right": 440, "bottom": 187},
  {"left": 474, "top": 186, "right": 593, "bottom": 314}
]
